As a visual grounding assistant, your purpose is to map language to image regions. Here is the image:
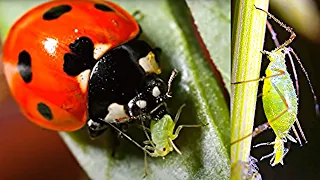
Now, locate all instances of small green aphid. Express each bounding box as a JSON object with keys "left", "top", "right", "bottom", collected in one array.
[
  {"left": 142, "top": 104, "right": 202, "bottom": 157},
  {"left": 231, "top": 5, "right": 318, "bottom": 166},
  {"left": 108, "top": 103, "right": 202, "bottom": 176}
]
